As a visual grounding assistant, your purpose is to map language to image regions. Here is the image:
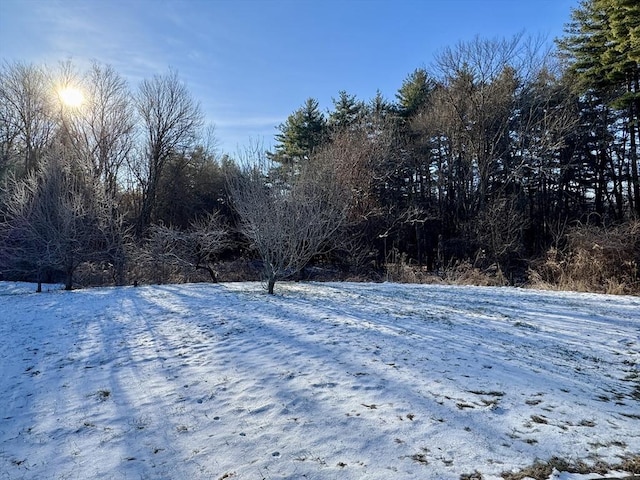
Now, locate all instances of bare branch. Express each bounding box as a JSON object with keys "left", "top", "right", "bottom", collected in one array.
[{"left": 227, "top": 148, "right": 349, "bottom": 293}]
